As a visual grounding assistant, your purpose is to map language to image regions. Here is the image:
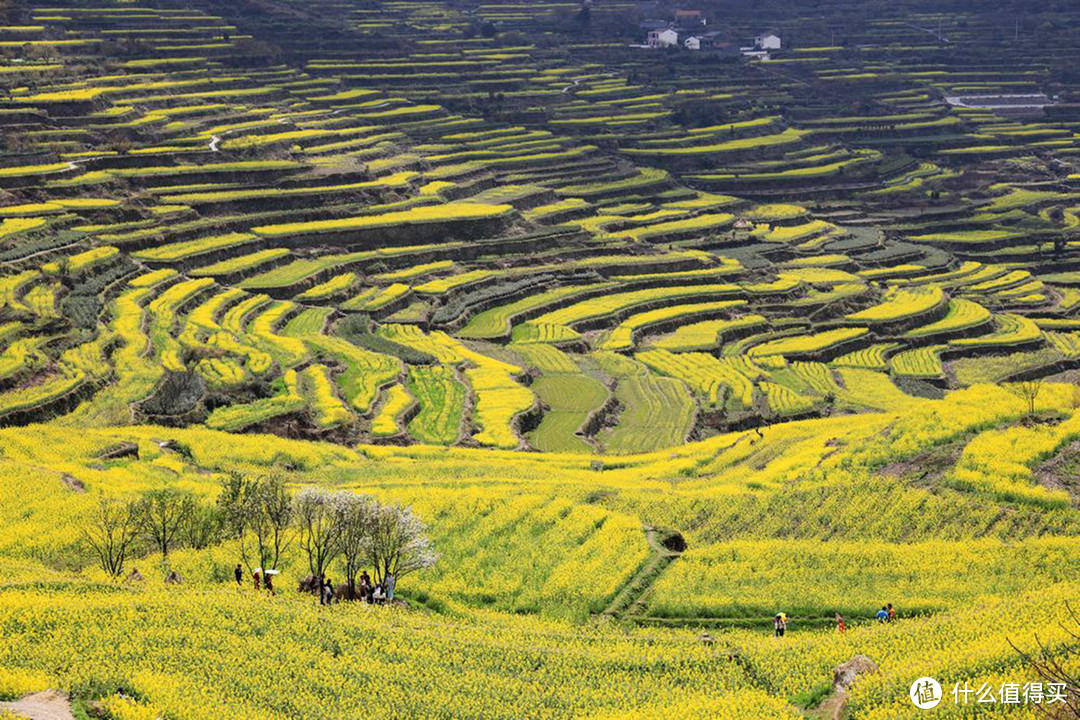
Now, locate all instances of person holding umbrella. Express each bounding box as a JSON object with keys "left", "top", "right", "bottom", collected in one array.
[{"left": 774, "top": 612, "right": 787, "bottom": 637}]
